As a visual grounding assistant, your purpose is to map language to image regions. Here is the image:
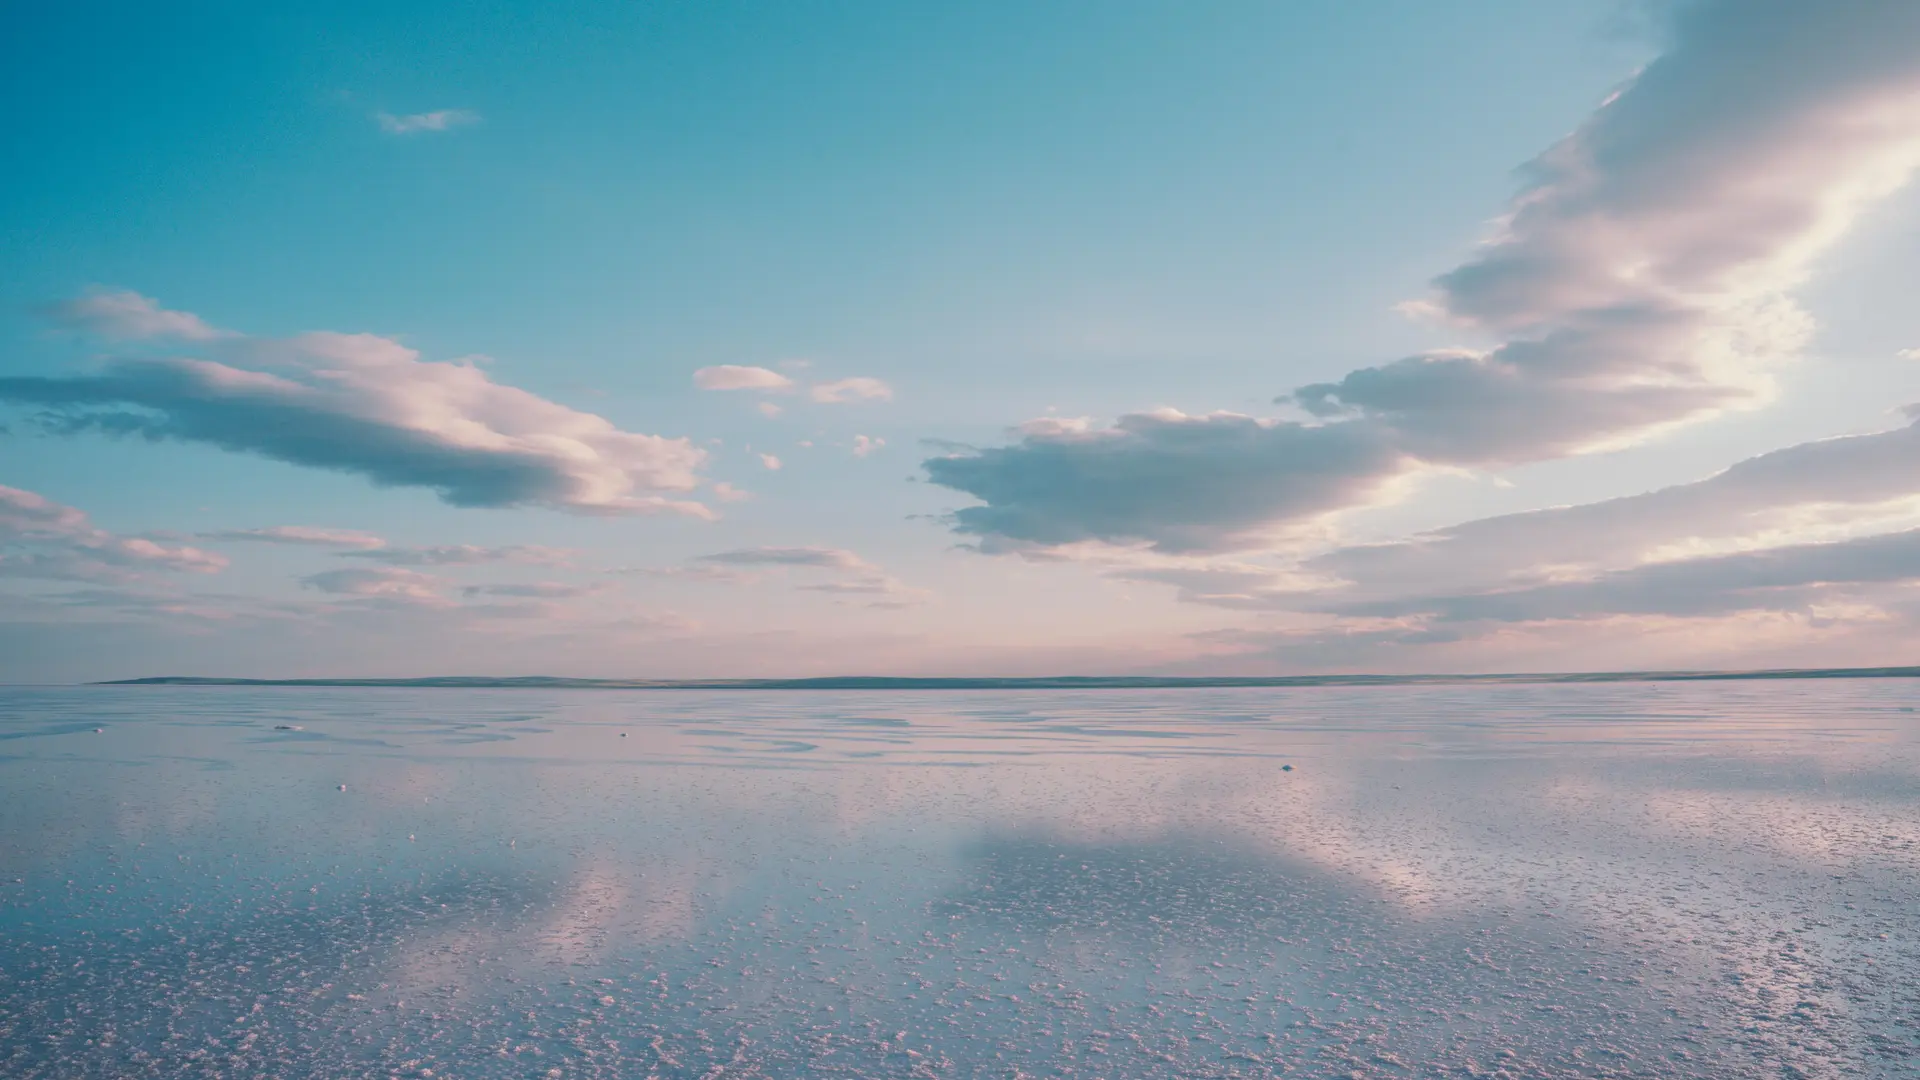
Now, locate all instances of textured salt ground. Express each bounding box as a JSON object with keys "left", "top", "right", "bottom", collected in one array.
[{"left": 1, "top": 682, "right": 1917, "bottom": 1078}]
